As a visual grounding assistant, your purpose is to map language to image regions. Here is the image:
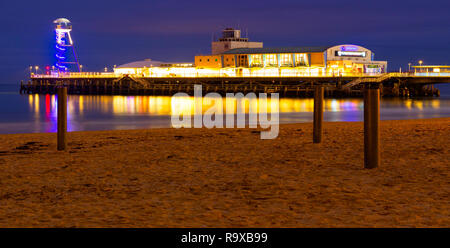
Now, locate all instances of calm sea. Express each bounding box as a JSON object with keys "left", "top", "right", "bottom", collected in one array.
[{"left": 1, "top": 83, "right": 449, "bottom": 134}]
